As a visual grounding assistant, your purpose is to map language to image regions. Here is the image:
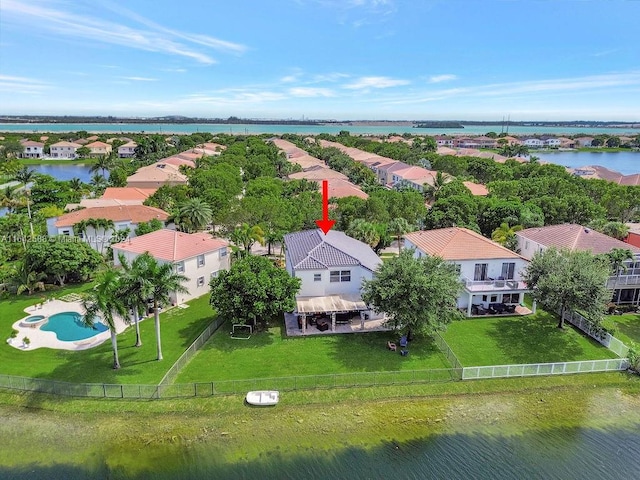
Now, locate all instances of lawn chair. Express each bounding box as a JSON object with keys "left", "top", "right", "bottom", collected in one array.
[
  {"left": 399, "top": 336, "right": 408, "bottom": 348},
  {"left": 387, "top": 341, "right": 397, "bottom": 351}
]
